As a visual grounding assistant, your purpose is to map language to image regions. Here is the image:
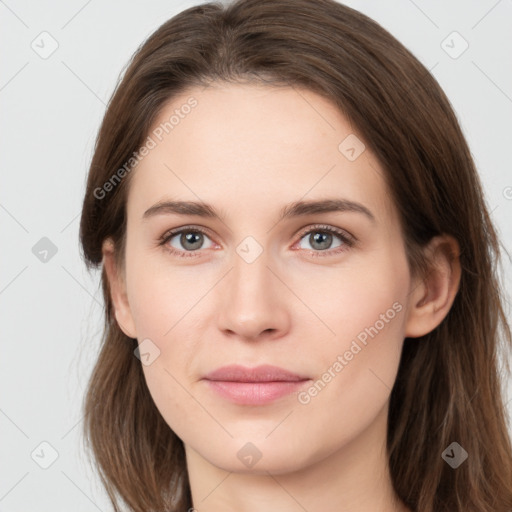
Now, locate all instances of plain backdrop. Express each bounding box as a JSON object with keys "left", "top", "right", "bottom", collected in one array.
[{"left": 1, "top": 0, "right": 511, "bottom": 510}]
